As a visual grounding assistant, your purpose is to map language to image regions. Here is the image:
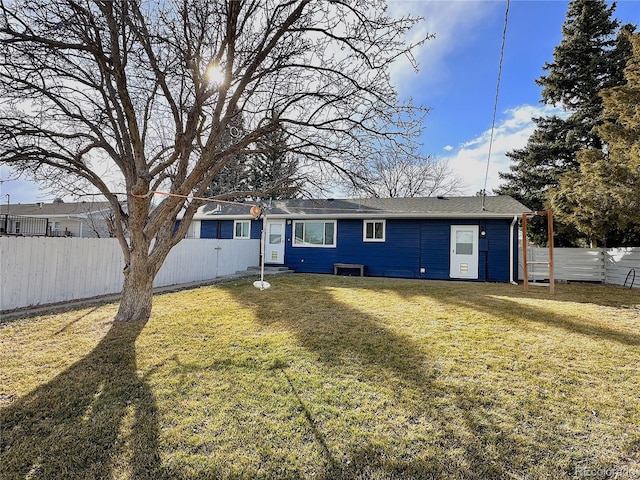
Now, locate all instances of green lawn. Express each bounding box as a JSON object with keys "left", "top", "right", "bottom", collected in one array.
[{"left": 1, "top": 275, "right": 639, "bottom": 479}]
